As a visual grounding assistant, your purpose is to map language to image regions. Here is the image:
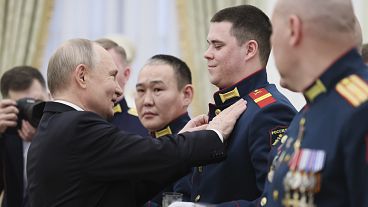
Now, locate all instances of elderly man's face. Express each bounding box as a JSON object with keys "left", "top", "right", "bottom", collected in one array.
[{"left": 86, "top": 45, "right": 123, "bottom": 119}]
